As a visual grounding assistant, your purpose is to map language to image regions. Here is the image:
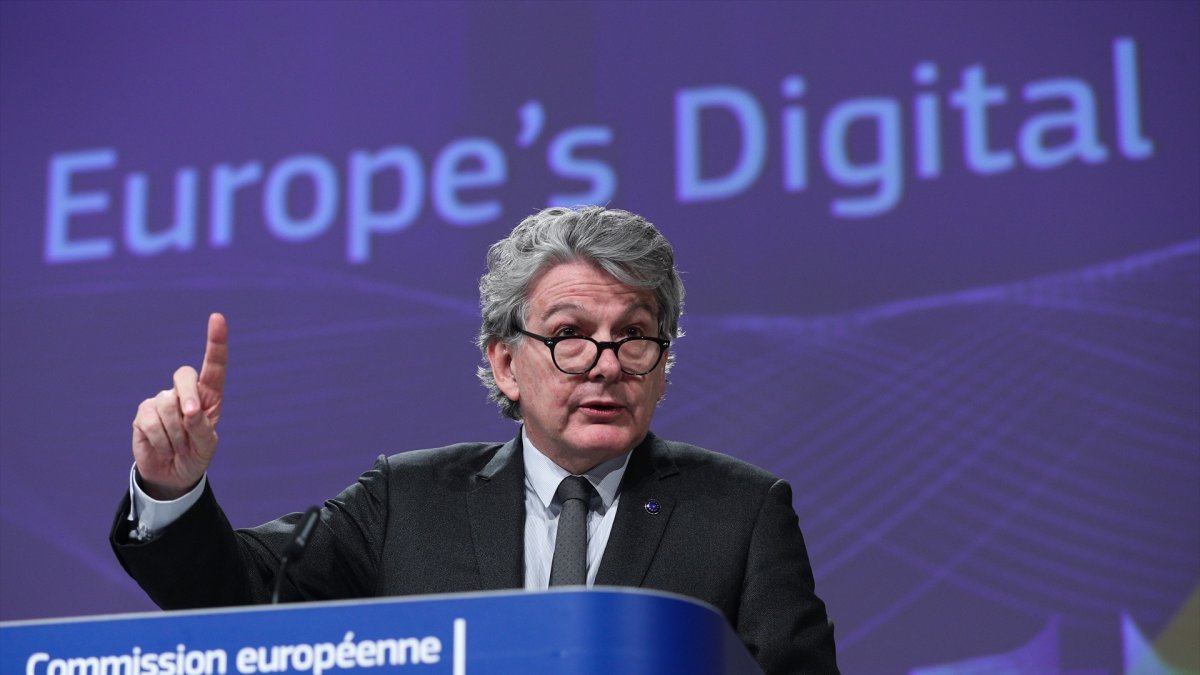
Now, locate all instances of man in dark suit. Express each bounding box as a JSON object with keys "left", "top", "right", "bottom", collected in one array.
[{"left": 112, "top": 206, "right": 839, "bottom": 674}]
